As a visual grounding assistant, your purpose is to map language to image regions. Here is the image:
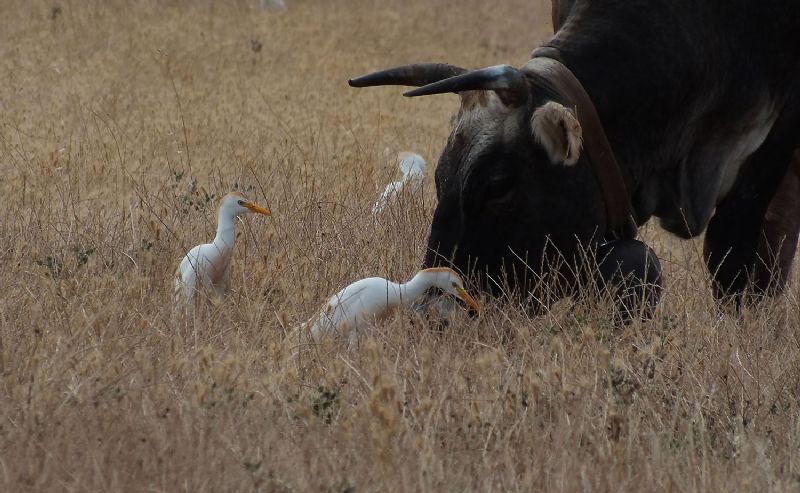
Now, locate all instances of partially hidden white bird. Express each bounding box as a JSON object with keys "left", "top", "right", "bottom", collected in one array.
[
  {"left": 174, "top": 192, "right": 271, "bottom": 309},
  {"left": 372, "top": 152, "right": 426, "bottom": 214},
  {"left": 307, "top": 267, "right": 480, "bottom": 348}
]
